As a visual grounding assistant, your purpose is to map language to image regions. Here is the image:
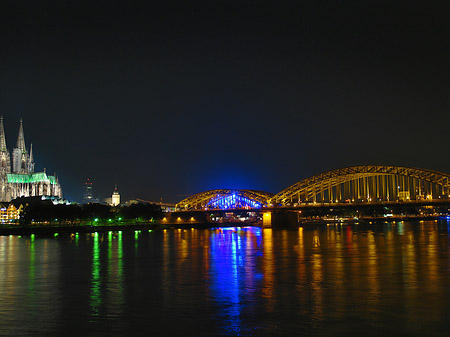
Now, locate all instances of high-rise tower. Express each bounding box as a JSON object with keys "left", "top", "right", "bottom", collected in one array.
[{"left": 83, "top": 178, "right": 94, "bottom": 203}]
